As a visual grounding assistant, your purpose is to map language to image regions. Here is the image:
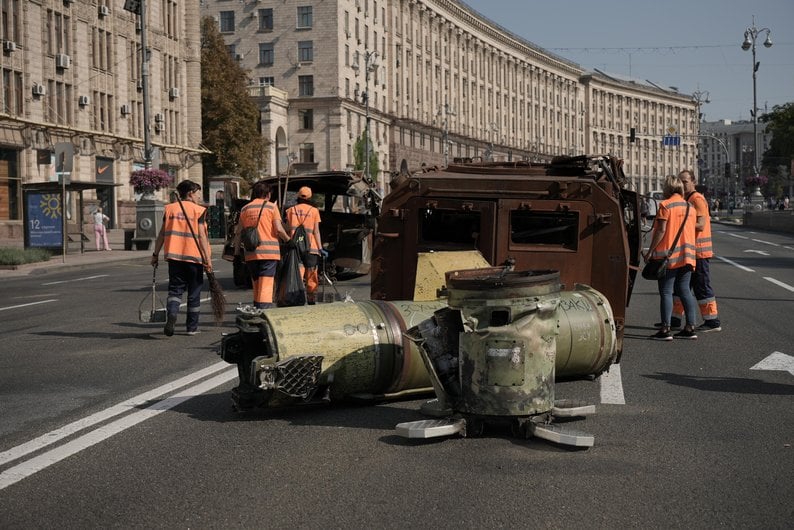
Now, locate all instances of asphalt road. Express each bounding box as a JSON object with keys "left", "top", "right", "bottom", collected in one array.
[{"left": 0, "top": 225, "right": 792, "bottom": 528}]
